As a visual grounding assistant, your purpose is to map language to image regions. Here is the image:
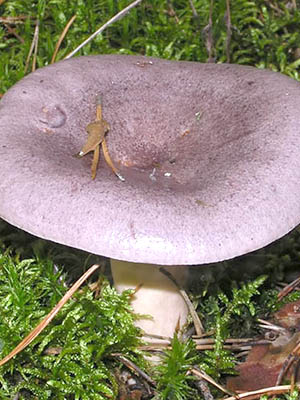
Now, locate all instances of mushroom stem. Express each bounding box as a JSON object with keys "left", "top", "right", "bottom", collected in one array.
[{"left": 110, "top": 259, "right": 189, "bottom": 339}]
